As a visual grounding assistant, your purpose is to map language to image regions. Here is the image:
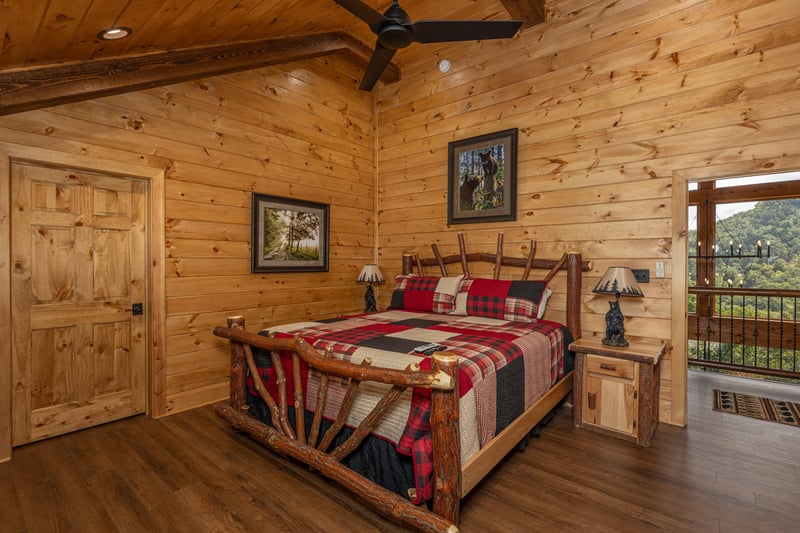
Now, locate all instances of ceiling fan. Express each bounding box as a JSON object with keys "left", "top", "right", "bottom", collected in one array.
[{"left": 334, "top": 0, "right": 523, "bottom": 90}]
